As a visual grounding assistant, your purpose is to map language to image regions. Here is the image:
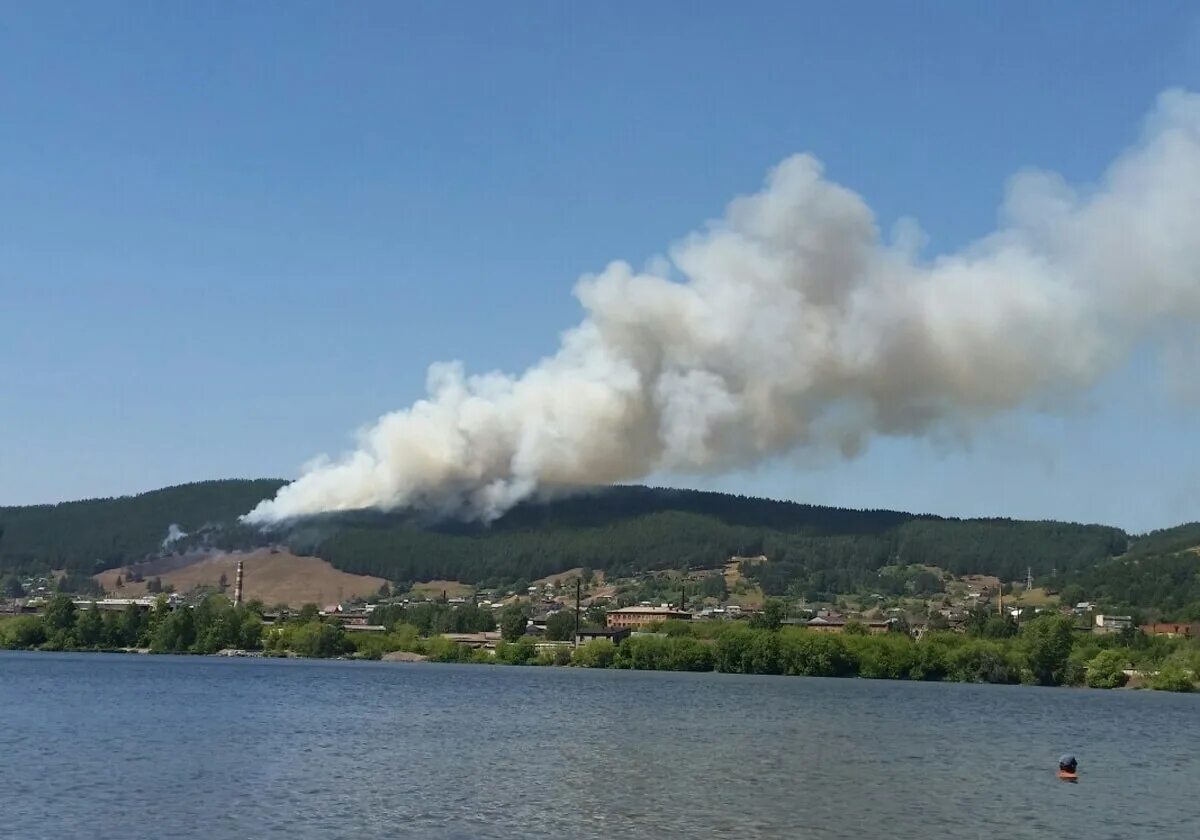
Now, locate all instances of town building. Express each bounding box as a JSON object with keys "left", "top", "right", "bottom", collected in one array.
[
  {"left": 805, "top": 617, "right": 892, "bottom": 634},
  {"left": 1141, "top": 622, "right": 1200, "bottom": 638},
  {"left": 442, "top": 631, "right": 502, "bottom": 650},
  {"left": 606, "top": 606, "right": 691, "bottom": 629},
  {"left": 575, "top": 628, "right": 631, "bottom": 645},
  {"left": 1093, "top": 614, "right": 1133, "bottom": 634},
  {"left": 70, "top": 596, "right": 165, "bottom": 612}
]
